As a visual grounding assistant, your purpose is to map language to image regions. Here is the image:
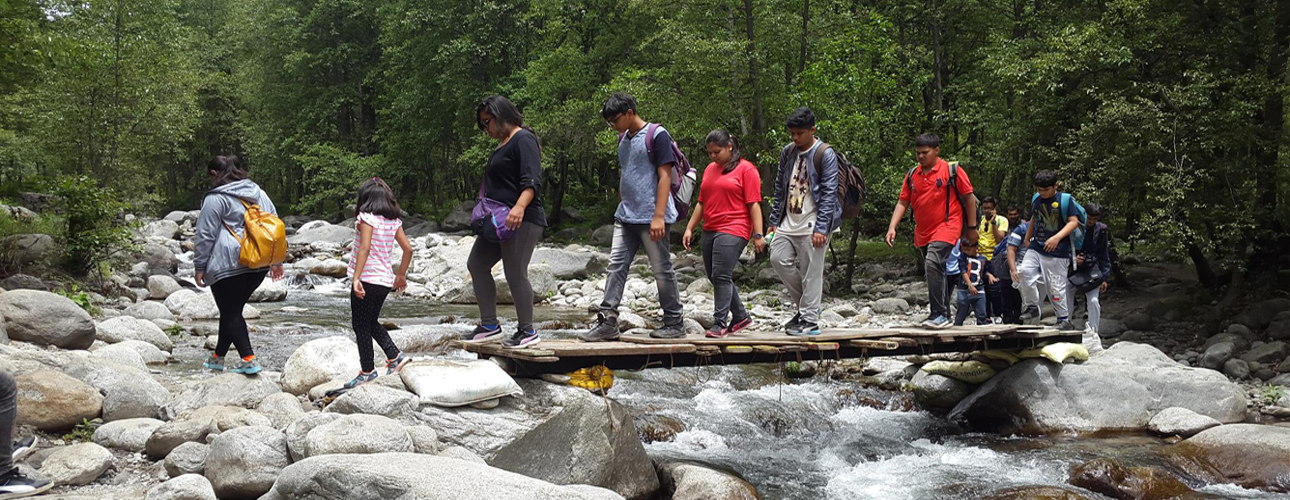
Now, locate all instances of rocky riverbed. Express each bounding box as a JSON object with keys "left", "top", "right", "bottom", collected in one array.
[{"left": 1, "top": 206, "right": 1289, "bottom": 499}]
